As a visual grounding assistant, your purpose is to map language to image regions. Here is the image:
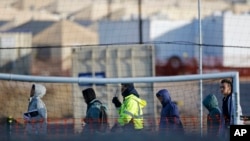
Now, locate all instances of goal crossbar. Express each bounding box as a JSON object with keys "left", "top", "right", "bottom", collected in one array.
[{"left": 0, "top": 71, "right": 239, "bottom": 84}]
